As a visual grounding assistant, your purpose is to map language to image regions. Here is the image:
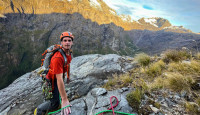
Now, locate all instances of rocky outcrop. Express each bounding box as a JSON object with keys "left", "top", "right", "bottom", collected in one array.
[
  {"left": 139, "top": 89, "right": 197, "bottom": 115},
  {"left": 62, "top": 54, "right": 136, "bottom": 99},
  {"left": 85, "top": 87, "right": 135, "bottom": 114},
  {"left": 66, "top": 87, "right": 137, "bottom": 115},
  {"left": 0, "top": 54, "right": 136, "bottom": 115},
  {"left": 0, "top": 54, "right": 199, "bottom": 115}
]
